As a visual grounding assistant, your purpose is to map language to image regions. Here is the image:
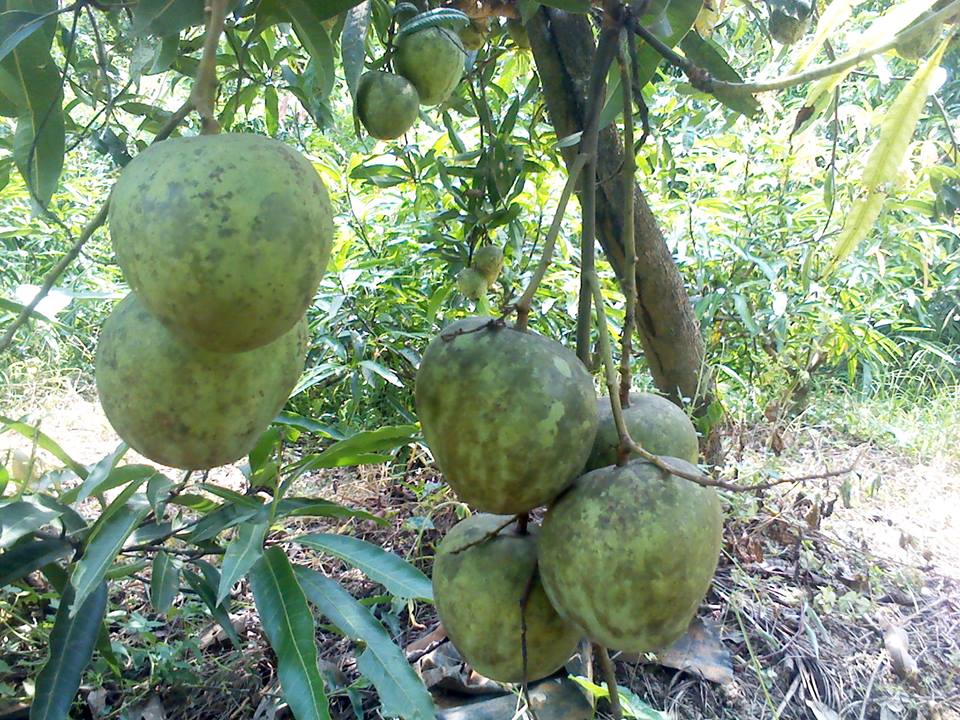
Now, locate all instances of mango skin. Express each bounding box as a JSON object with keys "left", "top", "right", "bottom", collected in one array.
[
  {"left": 95, "top": 294, "right": 306, "bottom": 470},
  {"left": 395, "top": 27, "right": 465, "bottom": 106},
  {"left": 357, "top": 71, "right": 420, "bottom": 140},
  {"left": 433, "top": 514, "right": 581, "bottom": 683},
  {"left": 538, "top": 459, "right": 722, "bottom": 653},
  {"left": 416, "top": 317, "right": 598, "bottom": 513},
  {"left": 109, "top": 133, "right": 333, "bottom": 353},
  {"left": 587, "top": 392, "right": 699, "bottom": 470},
  {"left": 472, "top": 245, "right": 503, "bottom": 284}
]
